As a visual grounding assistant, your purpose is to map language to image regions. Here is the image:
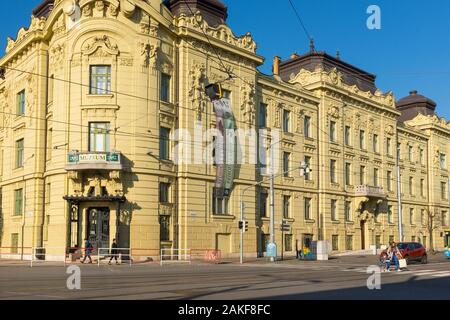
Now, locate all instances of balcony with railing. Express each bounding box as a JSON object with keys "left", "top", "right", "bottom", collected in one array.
[
  {"left": 355, "top": 185, "right": 386, "bottom": 198},
  {"left": 65, "top": 151, "right": 123, "bottom": 171}
]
